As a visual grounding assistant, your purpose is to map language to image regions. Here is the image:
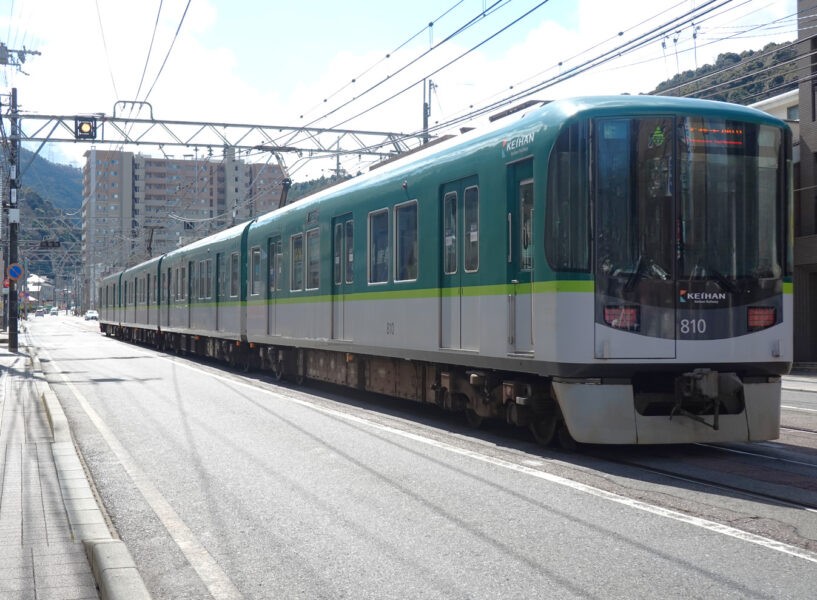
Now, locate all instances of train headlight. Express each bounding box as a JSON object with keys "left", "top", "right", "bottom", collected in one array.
[
  {"left": 748, "top": 306, "right": 775, "bottom": 331},
  {"left": 604, "top": 305, "right": 640, "bottom": 331}
]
